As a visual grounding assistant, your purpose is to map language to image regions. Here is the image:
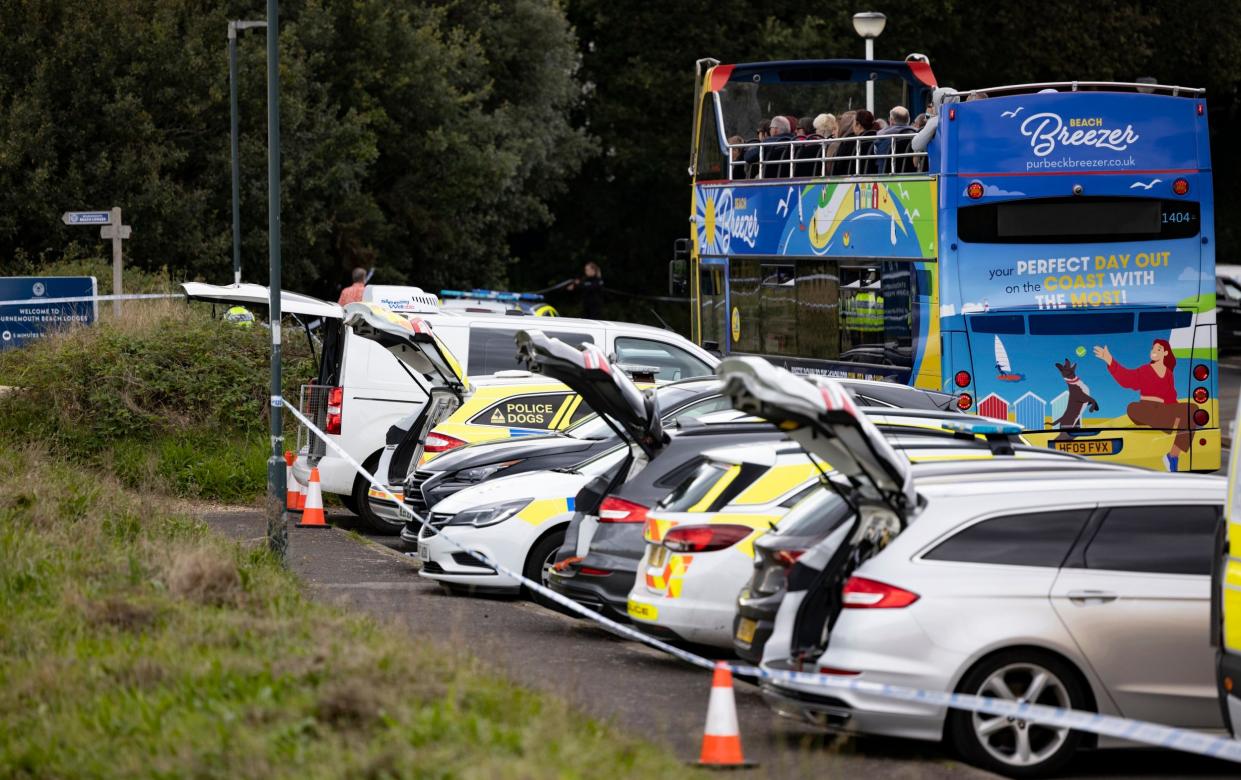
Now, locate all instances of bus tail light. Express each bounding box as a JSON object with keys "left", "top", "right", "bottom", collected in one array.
[
  {"left": 425, "top": 432, "right": 466, "bottom": 454},
  {"left": 325, "top": 386, "right": 344, "bottom": 435},
  {"left": 1193, "top": 387, "right": 1209, "bottom": 404},
  {"left": 842, "top": 576, "right": 920, "bottom": 609},
  {"left": 957, "top": 393, "right": 973, "bottom": 411},
  {"left": 966, "top": 181, "right": 984, "bottom": 200},
  {"left": 954, "top": 370, "right": 972, "bottom": 388},
  {"left": 1194, "top": 364, "right": 1210, "bottom": 381},
  {"left": 1173, "top": 178, "right": 1190, "bottom": 196},
  {"left": 1193, "top": 409, "right": 1210, "bottom": 427}
]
